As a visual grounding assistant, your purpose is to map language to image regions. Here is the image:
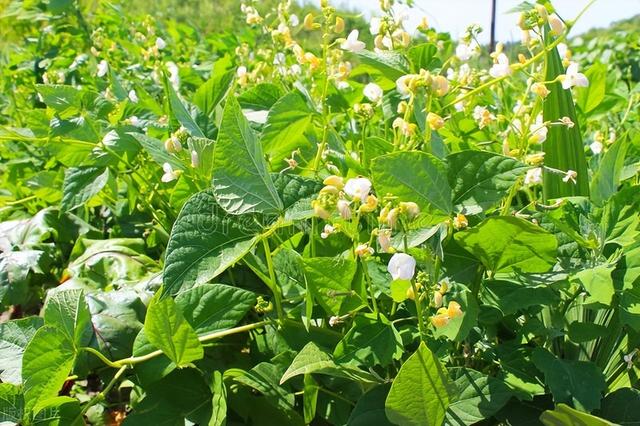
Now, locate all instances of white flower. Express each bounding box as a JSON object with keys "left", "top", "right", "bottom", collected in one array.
[
  {"left": 290, "top": 64, "right": 302, "bottom": 75},
  {"left": 563, "top": 170, "right": 578, "bottom": 184},
  {"left": 590, "top": 141, "right": 603, "bottom": 155},
  {"left": 489, "top": 53, "right": 511, "bottom": 78},
  {"left": 455, "top": 42, "right": 477, "bottom": 61},
  {"left": 524, "top": 167, "right": 543, "bottom": 185},
  {"left": 336, "top": 81, "right": 350, "bottom": 91},
  {"left": 289, "top": 14, "right": 299, "bottom": 27},
  {"left": 166, "top": 61, "right": 180, "bottom": 89},
  {"left": 341, "top": 30, "right": 366, "bottom": 52},
  {"left": 191, "top": 150, "right": 199, "bottom": 168},
  {"left": 337, "top": 199, "right": 352, "bottom": 219},
  {"left": 369, "top": 17, "right": 381, "bottom": 35},
  {"left": 128, "top": 116, "right": 142, "bottom": 127},
  {"left": 355, "top": 243, "right": 374, "bottom": 257},
  {"left": 344, "top": 177, "right": 372, "bottom": 203},
  {"left": 97, "top": 60, "right": 108, "bottom": 77},
  {"left": 530, "top": 115, "right": 548, "bottom": 143},
  {"left": 161, "top": 163, "right": 179, "bottom": 183},
  {"left": 387, "top": 253, "right": 416, "bottom": 281},
  {"left": 549, "top": 14, "right": 565, "bottom": 35},
  {"left": 378, "top": 229, "right": 392, "bottom": 253},
  {"left": 395, "top": 74, "right": 413, "bottom": 98},
  {"left": 273, "top": 52, "right": 286, "bottom": 65},
  {"left": 363, "top": 83, "right": 383, "bottom": 103},
  {"left": 128, "top": 90, "right": 139, "bottom": 103},
  {"left": 560, "top": 62, "right": 589, "bottom": 89},
  {"left": 557, "top": 43, "right": 569, "bottom": 60},
  {"left": 155, "top": 37, "right": 166, "bottom": 50},
  {"left": 237, "top": 66, "right": 247, "bottom": 77},
  {"left": 320, "top": 224, "right": 335, "bottom": 239}
]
